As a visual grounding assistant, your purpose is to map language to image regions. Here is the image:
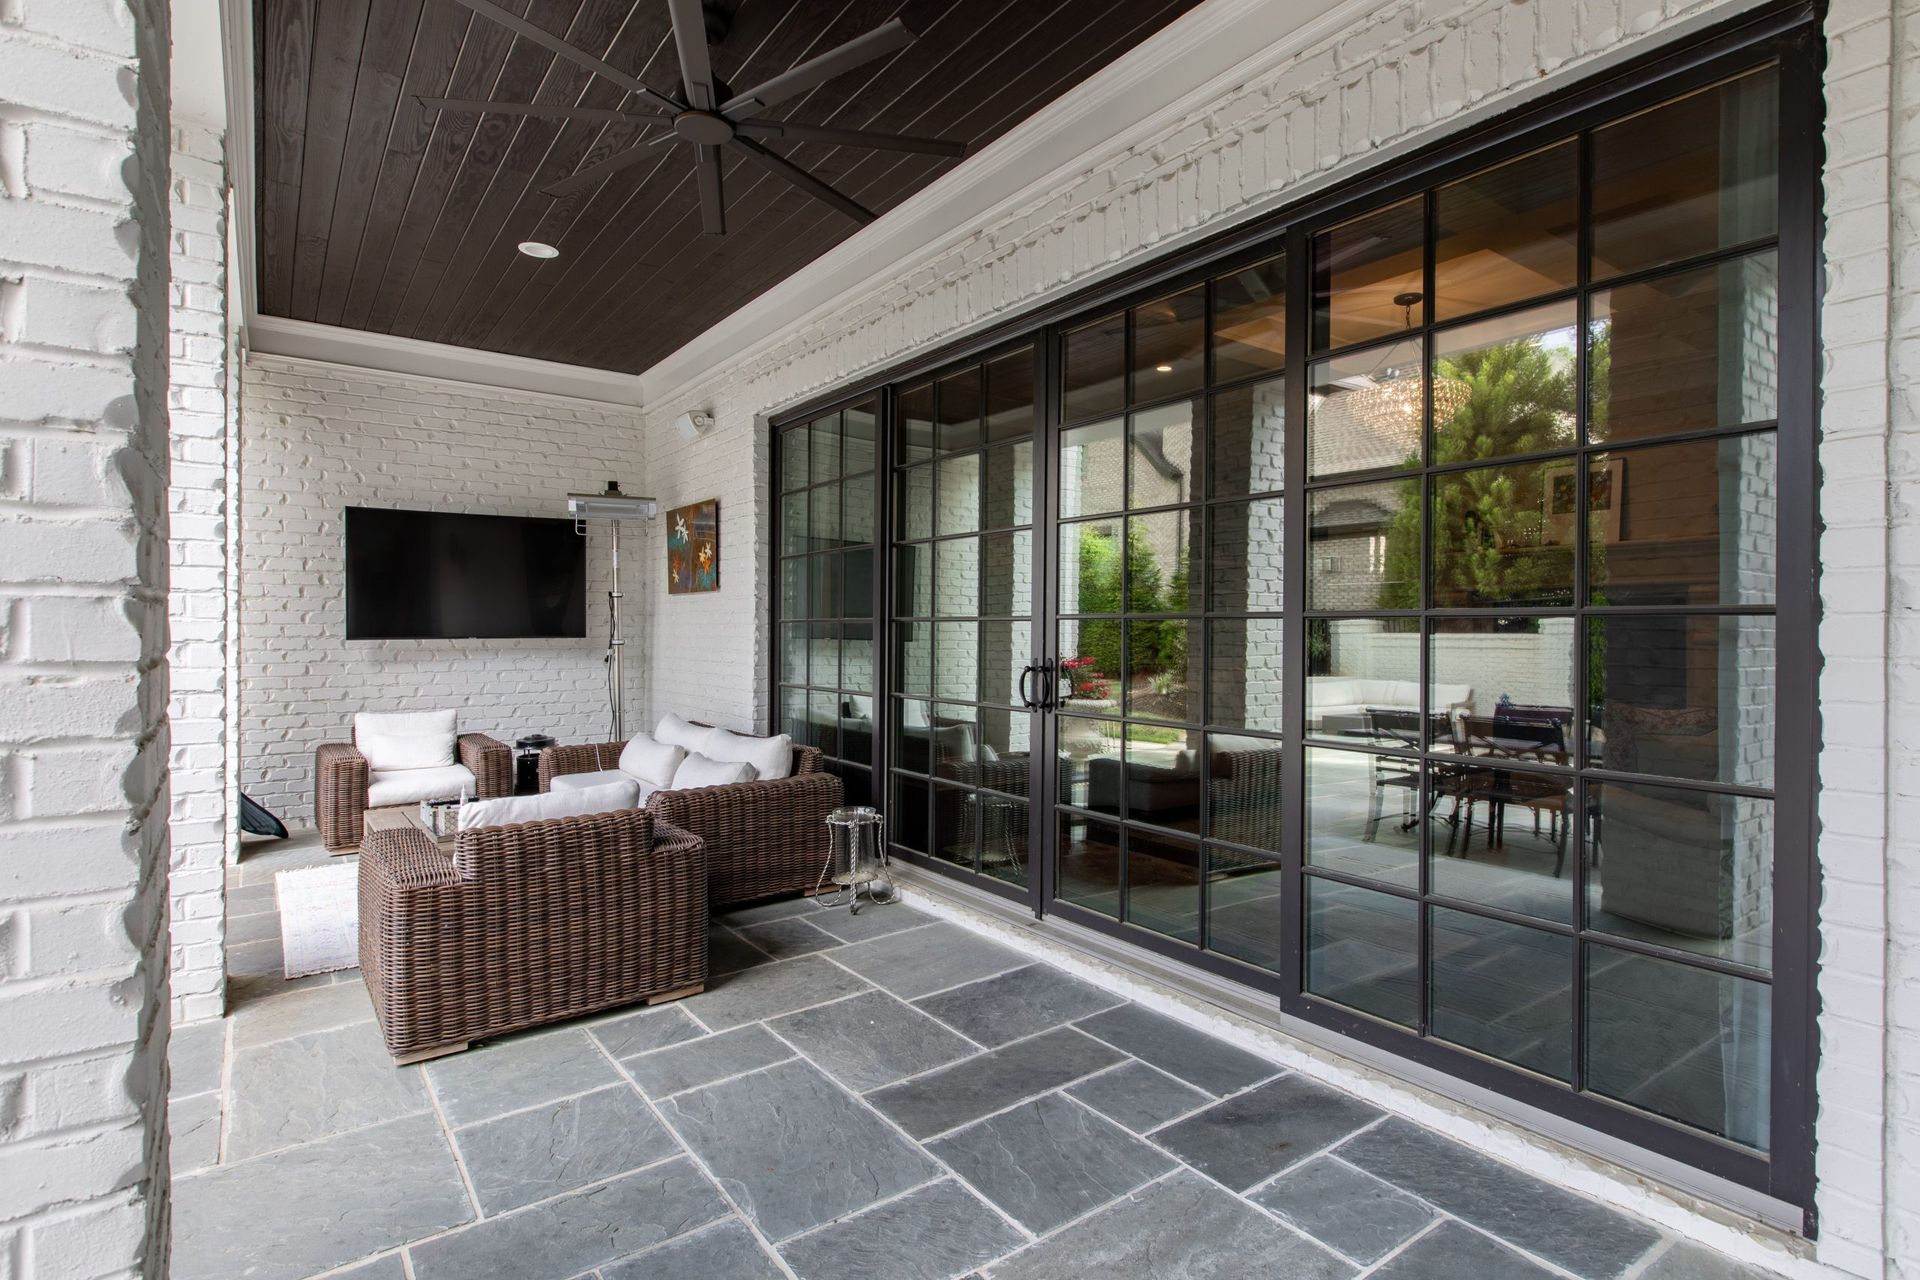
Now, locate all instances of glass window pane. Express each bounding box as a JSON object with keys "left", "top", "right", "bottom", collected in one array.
[
  {"left": 843, "top": 548, "right": 874, "bottom": 619},
  {"left": 936, "top": 366, "right": 982, "bottom": 454},
  {"left": 985, "top": 347, "right": 1035, "bottom": 442},
  {"left": 897, "top": 465, "right": 932, "bottom": 541},
  {"left": 980, "top": 530, "right": 1031, "bottom": 618},
  {"left": 1128, "top": 828, "right": 1201, "bottom": 945},
  {"left": 779, "top": 557, "right": 808, "bottom": 620},
  {"left": 1589, "top": 434, "right": 1777, "bottom": 606},
  {"left": 841, "top": 695, "right": 875, "bottom": 767},
  {"left": 1585, "top": 946, "right": 1771, "bottom": 1150},
  {"left": 933, "top": 783, "right": 980, "bottom": 872},
  {"left": 810, "top": 690, "right": 840, "bottom": 758},
  {"left": 1057, "top": 812, "right": 1121, "bottom": 919},
  {"left": 843, "top": 623, "right": 874, "bottom": 693},
  {"left": 980, "top": 708, "right": 1033, "bottom": 792},
  {"left": 1209, "top": 497, "right": 1285, "bottom": 613},
  {"left": 1430, "top": 617, "right": 1577, "bottom": 756},
  {"left": 808, "top": 623, "right": 839, "bottom": 689},
  {"left": 1213, "top": 254, "right": 1287, "bottom": 382},
  {"left": 895, "top": 544, "right": 931, "bottom": 618},
  {"left": 935, "top": 538, "right": 979, "bottom": 617},
  {"left": 1207, "top": 846, "right": 1285, "bottom": 973},
  {"left": 811, "top": 412, "right": 841, "bottom": 484},
  {"left": 1431, "top": 460, "right": 1575, "bottom": 608},
  {"left": 1306, "top": 618, "right": 1422, "bottom": 747},
  {"left": 1308, "top": 339, "right": 1424, "bottom": 478},
  {"left": 1092, "top": 733, "right": 1200, "bottom": 829},
  {"left": 1431, "top": 761, "right": 1573, "bottom": 923},
  {"left": 1306, "top": 877, "right": 1417, "bottom": 1027},
  {"left": 1127, "top": 619, "right": 1201, "bottom": 724},
  {"left": 936, "top": 453, "right": 982, "bottom": 536},
  {"left": 1209, "top": 377, "right": 1287, "bottom": 499},
  {"left": 893, "top": 698, "right": 935, "bottom": 774},
  {"left": 1434, "top": 142, "right": 1579, "bottom": 321},
  {"left": 983, "top": 440, "right": 1034, "bottom": 531},
  {"left": 1064, "top": 311, "right": 1126, "bottom": 424},
  {"left": 780, "top": 686, "right": 809, "bottom": 746},
  {"left": 1431, "top": 302, "right": 1579, "bottom": 464},
  {"left": 895, "top": 621, "right": 931, "bottom": 696},
  {"left": 1133, "top": 284, "right": 1205, "bottom": 400},
  {"left": 1305, "top": 746, "right": 1419, "bottom": 890},
  {"left": 899, "top": 382, "right": 935, "bottom": 463},
  {"left": 1586, "top": 782, "right": 1772, "bottom": 970},
  {"left": 1059, "top": 712, "right": 1123, "bottom": 814},
  {"left": 781, "top": 425, "right": 809, "bottom": 492},
  {"left": 1591, "top": 67, "right": 1779, "bottom": 280},
  {"left": 935, "top": 621, "right": 980, "bottom": 703},
  {"left": 1588, "top": 251, "right": 1778, "bottom": 443},
  {"left": 930, "top": 703, "right": 978, "bottom": 785},
  {"left": 1313, "top": 196, "right": 1425, "bottom": 351},
  {"left": 844, "top": 402, "right": 877, "bottom": 474},
  {"left": 1061, "top": 418, "right": 1125, "bottom": 518},
  {"left": 780, "top": 623, "right": 807, "bottom": 684},
  {"left": 781, "top": 491, "right": 808, "bottom": 555},
  {"left": 842, "top": 475, "right": 873, "bottom": 544},
  {"left": 891, "top": 772, "right": 931, "bottom": 853},
  {"left": 1430, "top": 908, "right": 1572, "bottom": 1080},
  {"left": 1207, "top": 732, "right": 1284, "bottom": 854},
  {"left": 809, "top": 482, "right": 840, "bottom": 550},
  {"left": 809, "top": 551, "right": 839, "bottom": 620},
  {"left": 1129, "top": 510, "right": 1201, "bottom": 614},
  {"left": 977, "top": 620, "right": 1024, "bottom": 707},
  {"left": 1129, "top": 401, "right": 1198, "bottom": 510},
  {"left": 1208, "top": 619, "right": 1285, "bottom": 734},
  {"left": 1308, "top": 479, "right": 1421, "bottom": 610},
  {"left": 981, "top": 794, "right": 1030, "bottom": 887},
  {"left": 1057, "top": 619, "right": 1120, "bottom": 713},
  {"left": 1060, "top": 518, "right": 1124, "bottom": 615},
  {"left": 1587, "top": 614, "right": 1774, "bottom": 788}
]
